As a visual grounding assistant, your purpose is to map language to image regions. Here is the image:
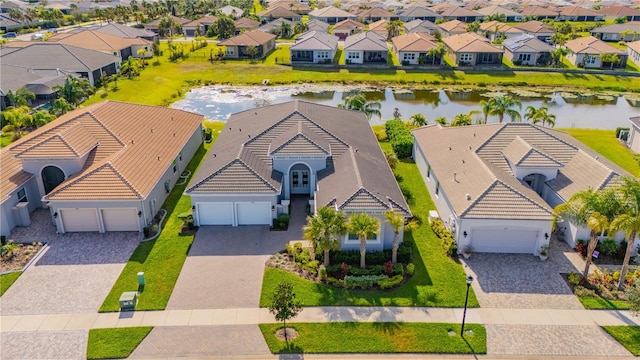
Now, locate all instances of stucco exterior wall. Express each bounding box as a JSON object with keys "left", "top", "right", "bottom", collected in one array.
[
  {"left": 457, "top": 218, "right": 552, "bottom": 255},
  {"left": 0, "top": 177, "right": 39, "bottom": 237}
]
